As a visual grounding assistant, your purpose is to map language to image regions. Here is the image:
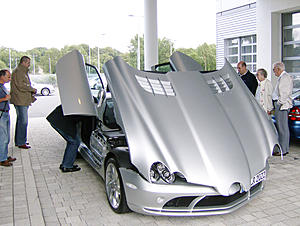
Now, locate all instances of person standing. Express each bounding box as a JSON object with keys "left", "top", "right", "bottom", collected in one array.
[
  {"left": 255, "top": 68, "right": 273, "bottom": 115},
  {"left": 237, "top": 61, "right": 258, "bottom": 95},
  {"left": 10, "top": 56, "right": 37, "bottom": 149},
  {"left": 0, "top": 69, "right": 16, "bottom": 166},
  {"left": 272, "top": 62, "right": 293, "bottom": 156}
]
